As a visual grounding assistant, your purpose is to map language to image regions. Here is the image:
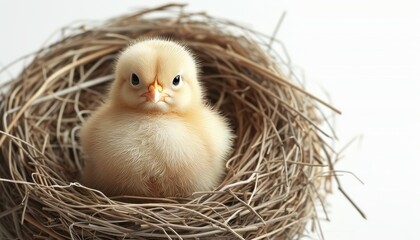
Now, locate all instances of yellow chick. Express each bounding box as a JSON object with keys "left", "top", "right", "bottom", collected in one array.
[{"left": 80, "top": 39, "right": 233, "bottom": 198}]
